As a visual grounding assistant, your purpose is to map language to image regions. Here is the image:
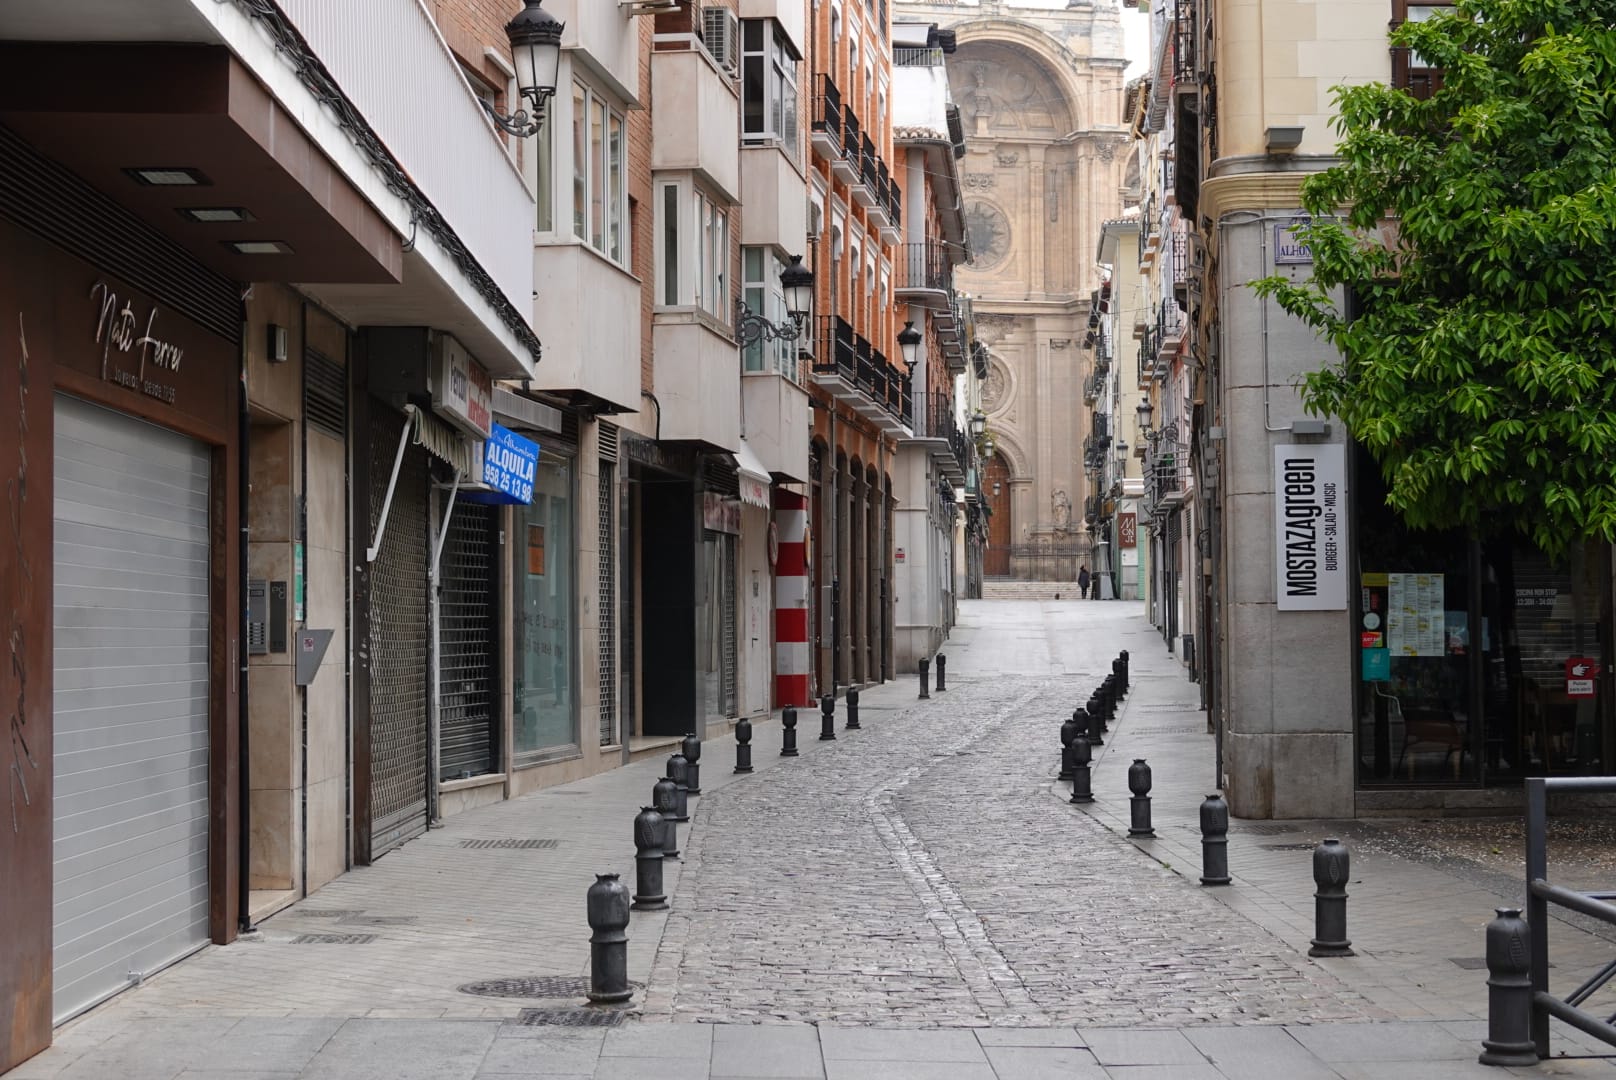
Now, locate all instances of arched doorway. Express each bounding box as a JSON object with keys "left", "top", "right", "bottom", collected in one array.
[{"left": 984, "top": 456, "right": 1012, "bottom": 577}]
